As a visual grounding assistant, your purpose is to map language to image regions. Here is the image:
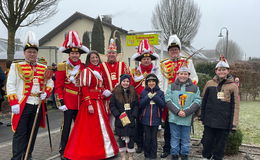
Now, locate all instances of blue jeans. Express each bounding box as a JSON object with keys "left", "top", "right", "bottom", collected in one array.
[{"left": 169, "top": 122, "right": 191, "bottom": 156}]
